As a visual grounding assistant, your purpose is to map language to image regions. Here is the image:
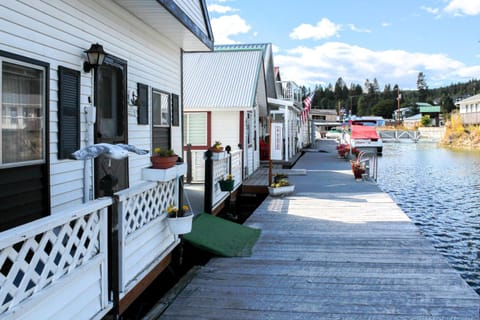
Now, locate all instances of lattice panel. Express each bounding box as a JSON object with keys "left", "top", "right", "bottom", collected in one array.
[
  {"left": 213, "top": 157, "right": 229, "bottom": 183},
  {"left": 0, "top": 211, "right": 101, "bottom": 314},
  {"left": 123, "top": 180, "right": 176, "bottom": 236}
]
